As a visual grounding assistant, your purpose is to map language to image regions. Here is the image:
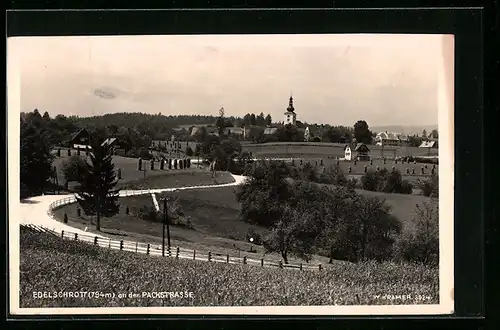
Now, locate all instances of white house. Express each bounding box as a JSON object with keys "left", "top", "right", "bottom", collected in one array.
[
  {"left": 304, "top": 127, "right": 310, "bottom": 141},
  {"left": 375, "top": 131, "right": 409, "bottom": 146},
  {"left": 344, "top": 145, "right": 352, "bottom": 161}
]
